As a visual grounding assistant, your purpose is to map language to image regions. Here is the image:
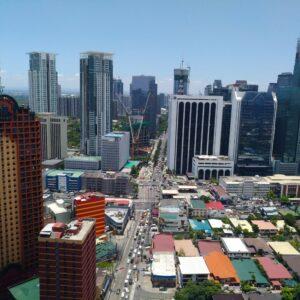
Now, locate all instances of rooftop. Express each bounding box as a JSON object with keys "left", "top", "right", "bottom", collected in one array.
[
  {"left": 189, "top": 219, "right": 212, "bottom": 233},
  {"left": 194, "top": 155, "right": 231, "bottom": 161},
  {"left": 268, "top": 241, "right": 300, "bottom": 255},
  {"left": 174, "top": 239, "right": 199, "bottom": 257},
  {"left": 204, "top": 251, "right": 240, "bottom": 283},
  {"left": 208, "top": 219, "right": 230, "bottom": 229},
  {"left": 151, "top": 253, "right": 176, "bottom": 277},
  {"left": 251, "top": 220, "right": 277, "bottom": 231},
  {"left": 46, "top": 169, "right": 84, "bottom": 178},
  {"left": 243, "top": 238, "right": 272, "bottom": 254},
  {"left": 231, "top": 259, "right": 268, "bottom": 285},
  {"left": 281, "top": 255, "right": 300, "bottom": 277},
  {"left": 74, "top": 192, "right": 105, "bottom": 203},
  {"left": 152, "top": 233, "right": 174, "bottom": 253},
  {"left": 105, "top": 207, "right": 128, "bottom": 224},
  {"left": 39, "top": 219, "right": 95, "bottom": 242},
  {"left": 190, "top": 199, "right": 206, "bottom": 209},
  {"left": 229, "top": 218, "right": 253, "bottom": 232},
  {"left": 64, "top": 156, "right": 101, "bottom": 162},
  {"left": 256, "top": 257, "right": 292, "bottom": 280},
  {"left": 221, "top": 176, "right": 269, "bottom": 184},
  {"left": 221, "top": 237, "right": 250, "bottom": 254},
  {"left": 198, "top": 240, "right": 223, "bottom": 256},
  {"left": 8, "top": 278, "right": 40, "bottom": 300},
  {"left": 162, "top": 189, "right": 179, "bottom": 195},
  {"left": 123, "top": 160, "right": 140, "bottom": 169},
  {"left": 205, "top": 201, "right": 224, "bottom": 210},
  {"left": 265, "top": 174, "right": 300, "bottom": 185},
  {"left": 178, "top": 256, "right": 209, "bottom": 275}
]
